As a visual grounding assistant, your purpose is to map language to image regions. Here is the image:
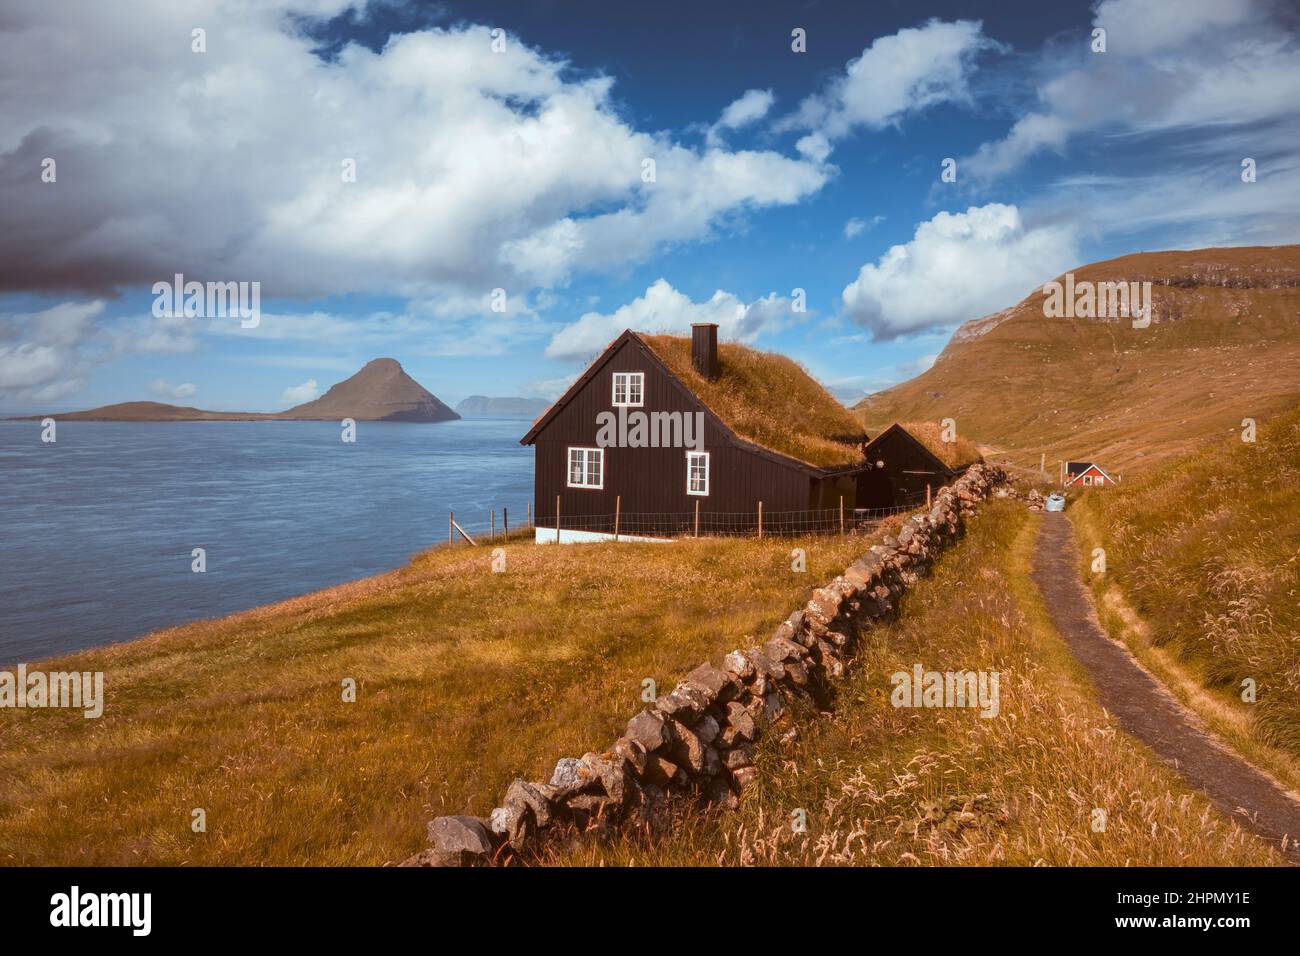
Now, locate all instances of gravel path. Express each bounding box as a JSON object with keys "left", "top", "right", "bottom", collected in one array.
[{"left": 1031, "top": 511, "right": 1300, "bottom": 864}]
